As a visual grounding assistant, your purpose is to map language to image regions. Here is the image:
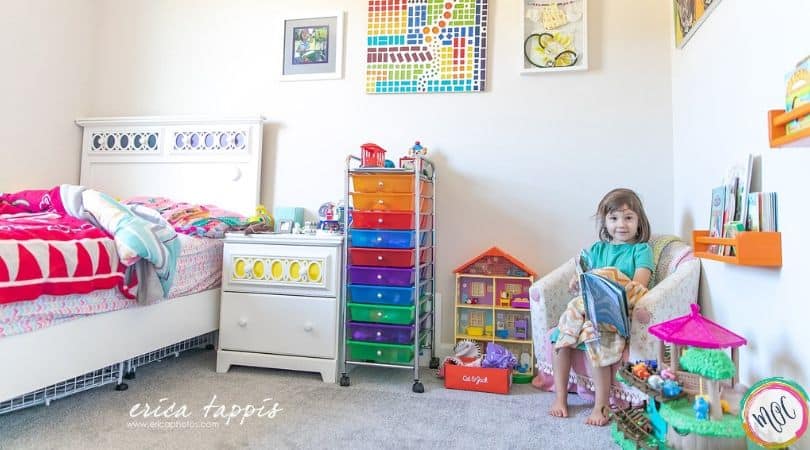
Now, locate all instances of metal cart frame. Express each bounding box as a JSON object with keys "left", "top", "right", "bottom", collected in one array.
[{"left": 339, "top": 154, "right": 439, "bottom": 392}]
